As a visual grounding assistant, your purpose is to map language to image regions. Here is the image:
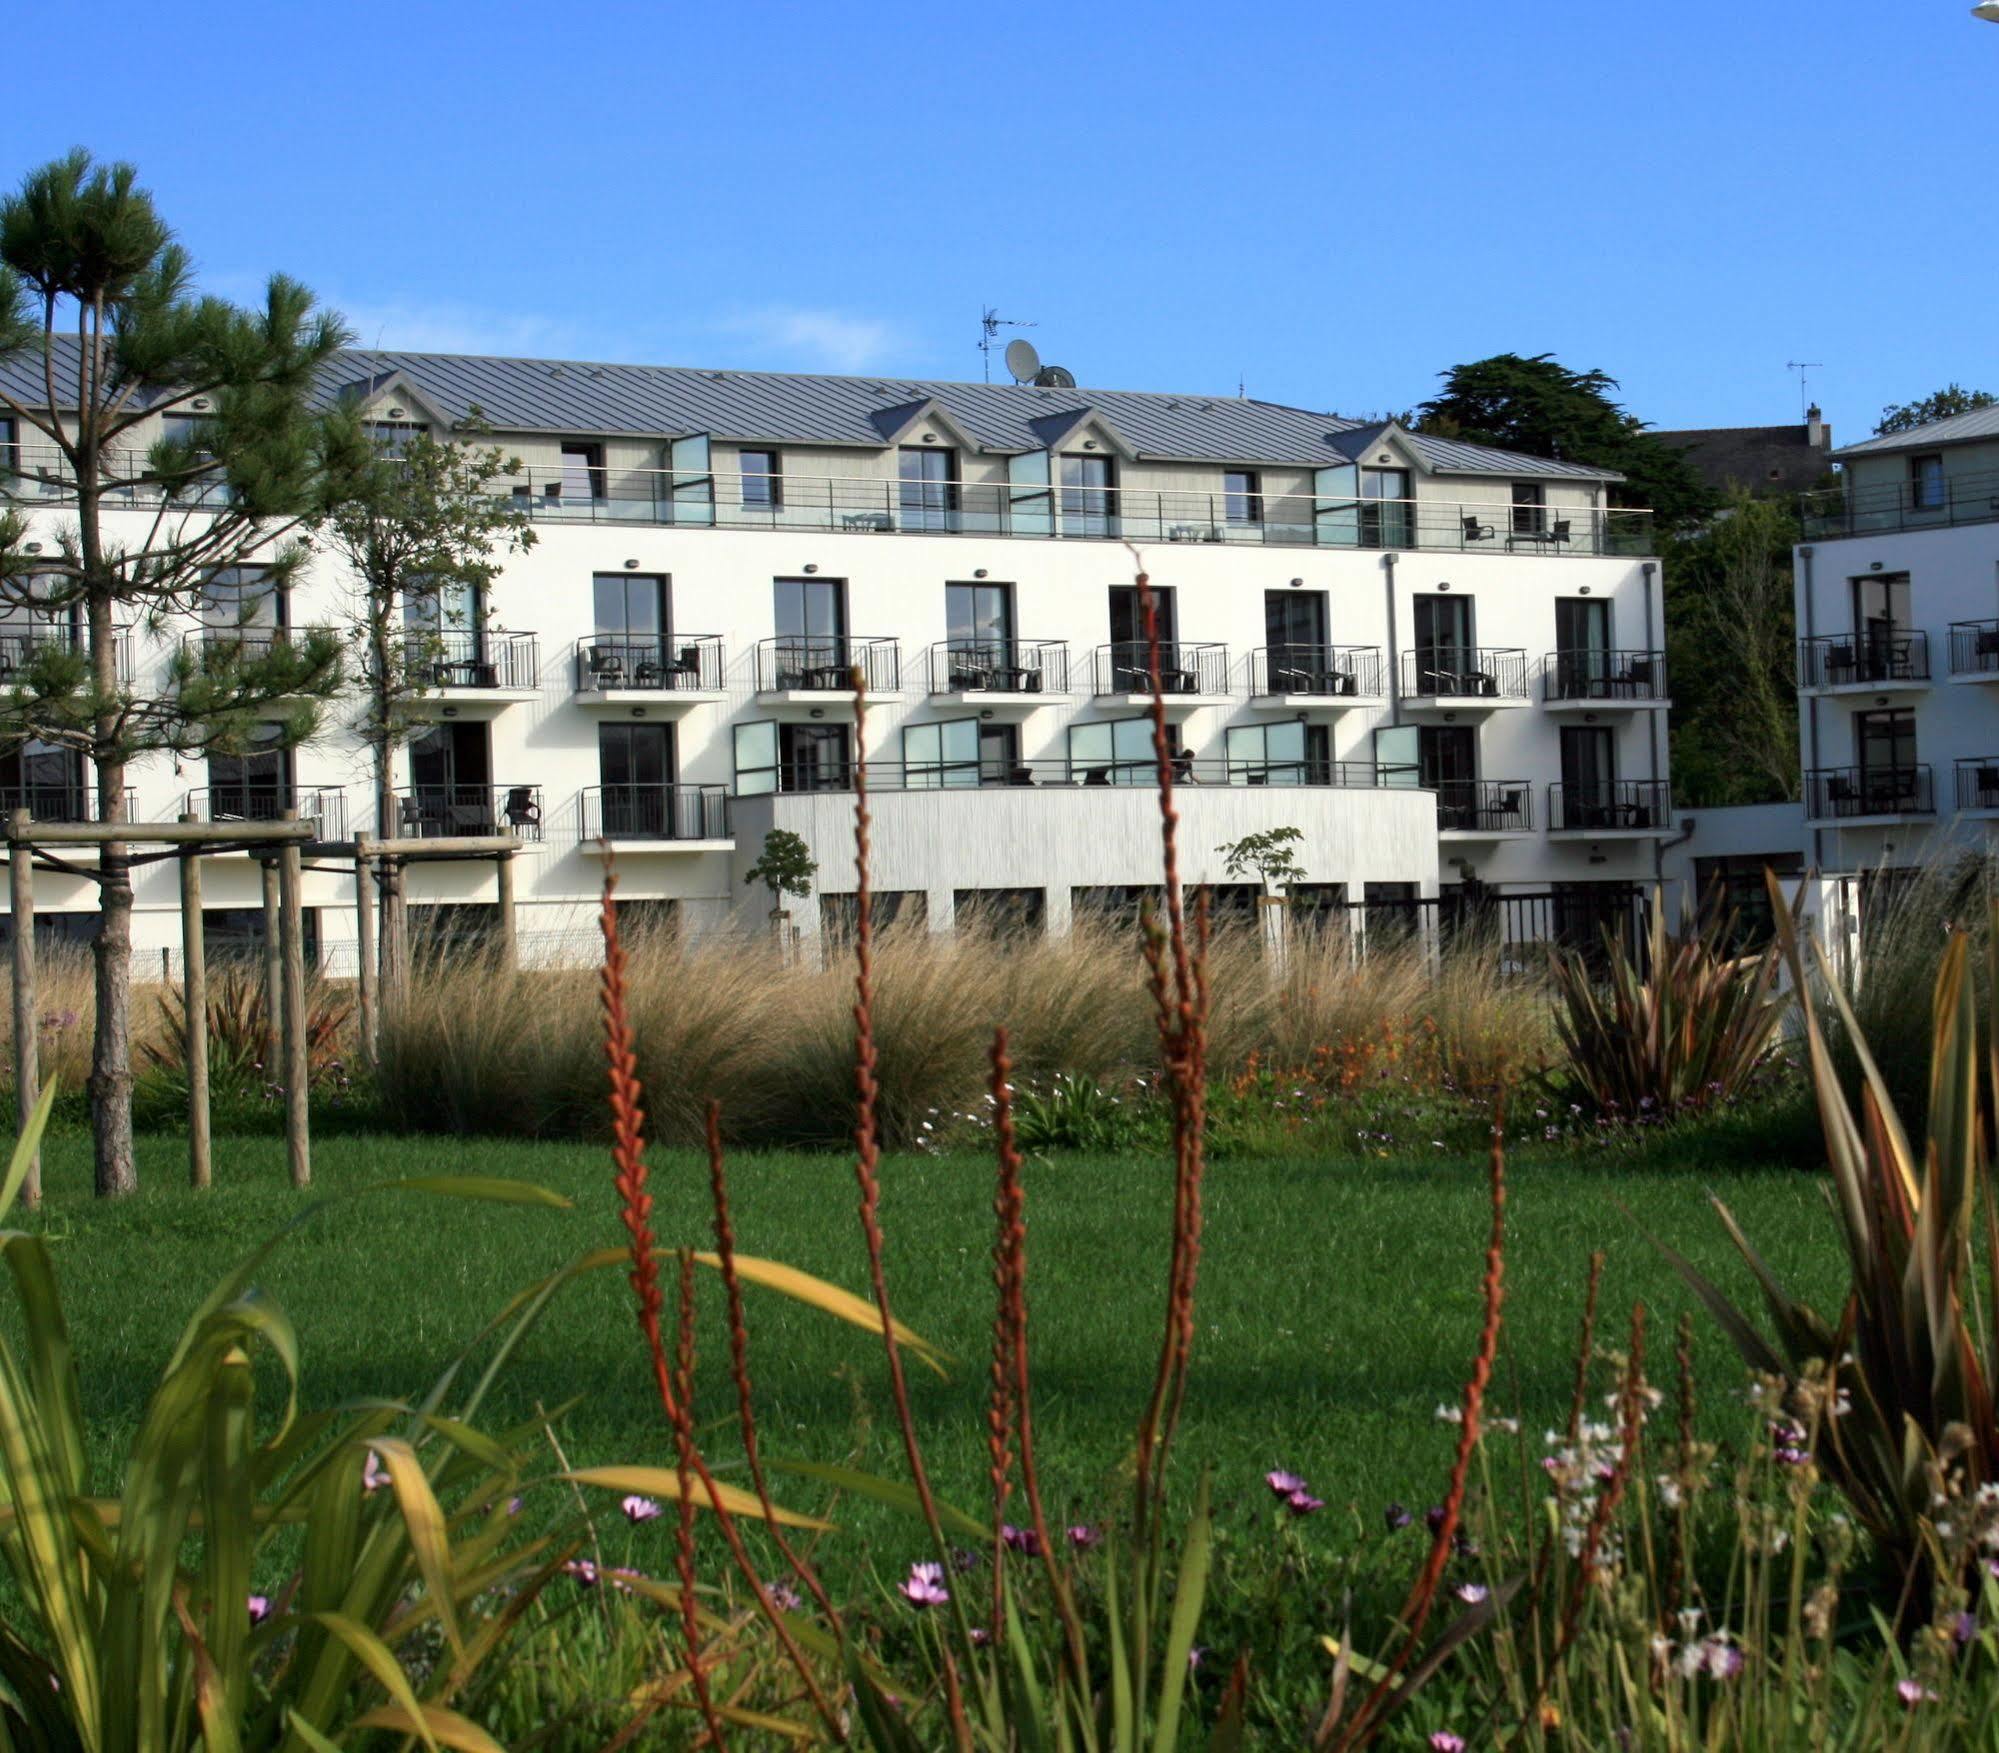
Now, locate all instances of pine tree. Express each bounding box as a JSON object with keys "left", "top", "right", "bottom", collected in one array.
[{"left": 0, "top": 150, "right": 367, "bottom": 1195}]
